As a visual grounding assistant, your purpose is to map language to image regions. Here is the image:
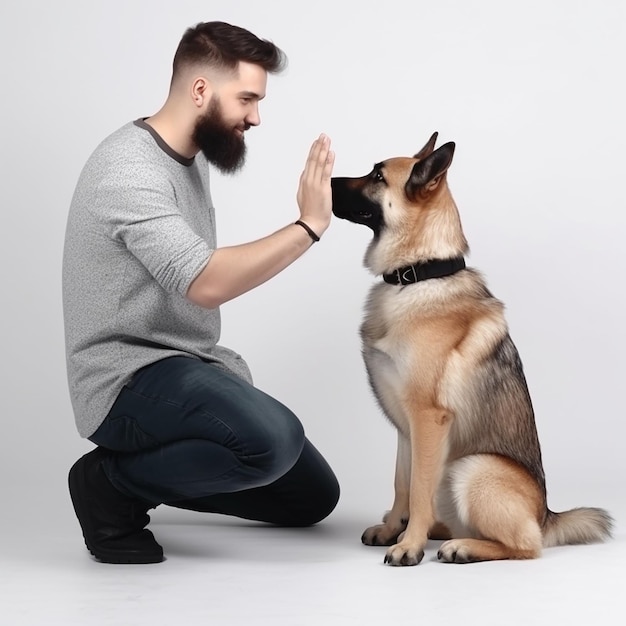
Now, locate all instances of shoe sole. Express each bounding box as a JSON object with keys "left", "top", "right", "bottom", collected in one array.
[{"left": 68, "top": 454, "right": 164, "bottom": 564}]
